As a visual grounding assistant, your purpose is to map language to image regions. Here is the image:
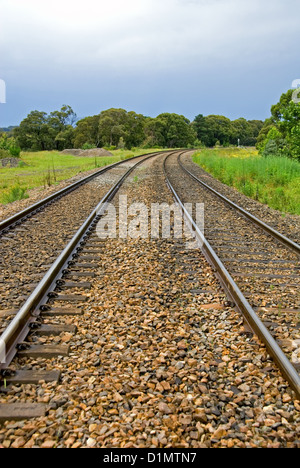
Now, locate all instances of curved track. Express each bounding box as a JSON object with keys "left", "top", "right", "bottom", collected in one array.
[
  {"left": 163, "top": 151, "right": 300, "bottom": 398},
  {"left": 0, "top": 151, "right": 170, "bottom": 373}
]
